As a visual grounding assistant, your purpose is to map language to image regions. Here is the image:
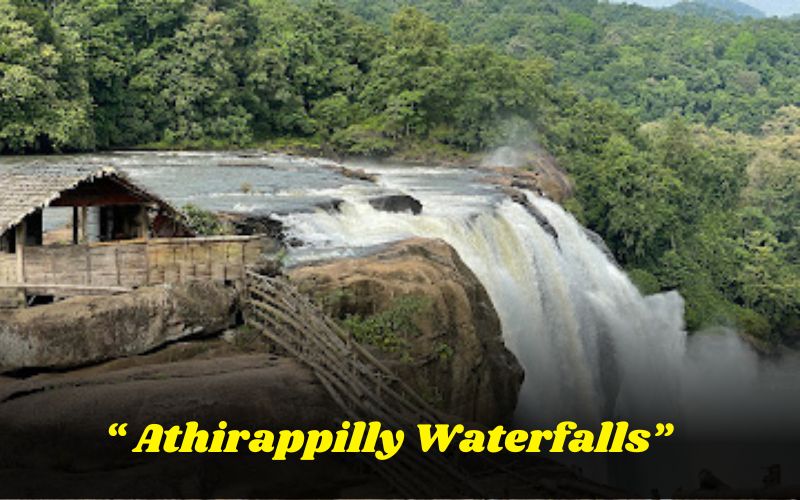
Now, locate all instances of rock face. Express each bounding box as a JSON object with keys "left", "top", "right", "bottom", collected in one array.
[
  {"left": 504, "top": 187, "right": 559, "bottom": 241},
  {"left": 0, "top": 339, "right": 613, "bottom": 498},
  {"left": 484, "top": 151, "right": 574, "bottom": 203},
  {"left": 0, "top": 281, "right": 237, "bottom": 373},
  {"left": 289, "top": 238, "right": 523, "bottom": 425},
  {"left": 0, "top": 344, "right": 361, "bottom": 498}
]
